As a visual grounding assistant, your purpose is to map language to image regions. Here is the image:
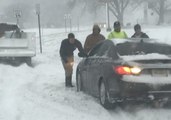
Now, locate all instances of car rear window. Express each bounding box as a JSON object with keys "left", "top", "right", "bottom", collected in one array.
[{"left": 116, "top": 40, "right": 171, "bottom": 56}]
